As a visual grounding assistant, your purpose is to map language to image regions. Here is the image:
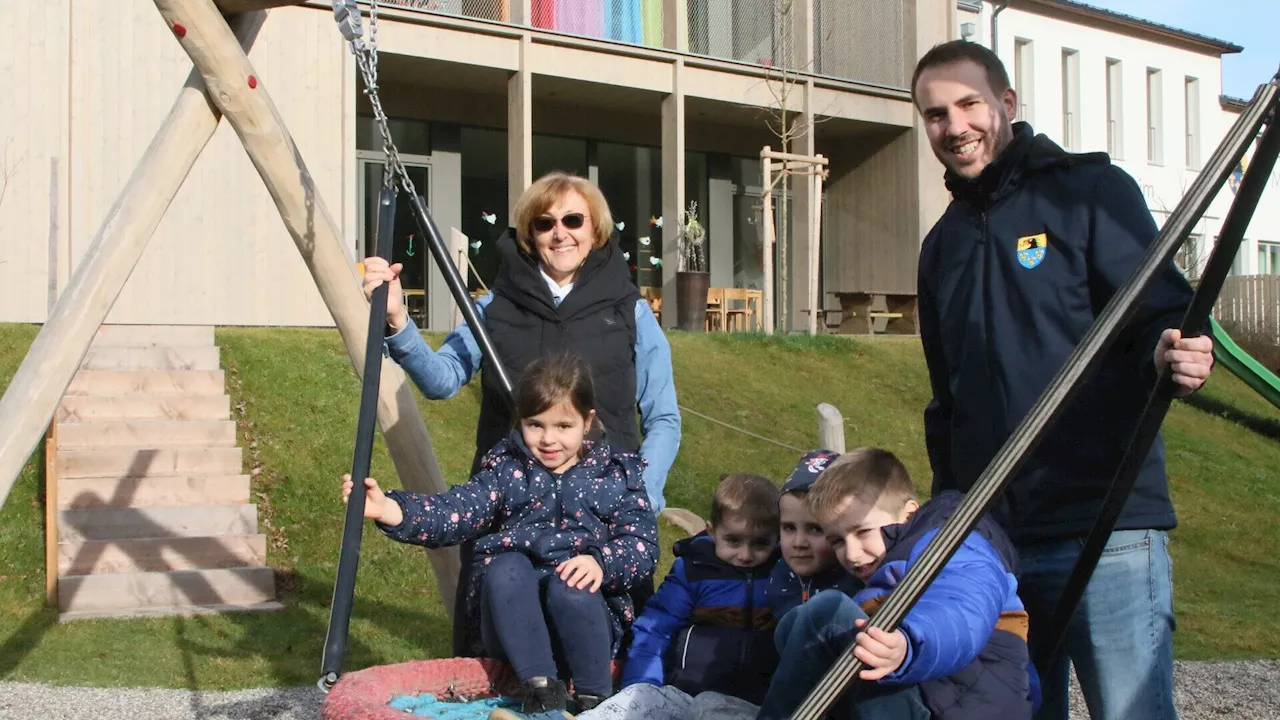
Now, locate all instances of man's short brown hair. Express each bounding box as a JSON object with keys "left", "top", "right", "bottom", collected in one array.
[
  {"left": 911, "top": 39, "right": 1012, "bottom": 104},
  {"left": 710, "top": 473, "right": 780, "bottom": 535},
  {"left": 806, "top": 448, "right": 917, "bottom": 524}
]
